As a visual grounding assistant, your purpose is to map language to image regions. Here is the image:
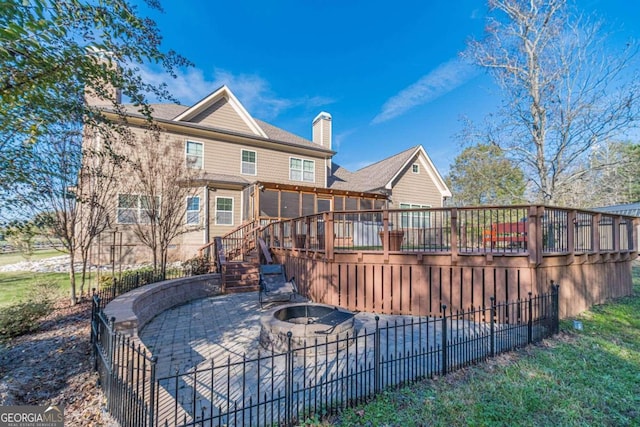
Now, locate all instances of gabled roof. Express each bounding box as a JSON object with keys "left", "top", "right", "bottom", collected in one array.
[
  {"left": 254, "top": 119, "right": 322, "bottom": 150},
  {"left": 116, "top": 90, "right": 332, "bottom": 154},
  {"left": 329, "top": 146, "right": 417, "bottom": 192},
  {"left": 329, "top": 145, "right": 452, "bottom": 197},
  {"left": 121, "top": 103, "right": 188, "bottom": 120},
  {"left": 174, "top": 85, "right": 268, "bottom": 138}
]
